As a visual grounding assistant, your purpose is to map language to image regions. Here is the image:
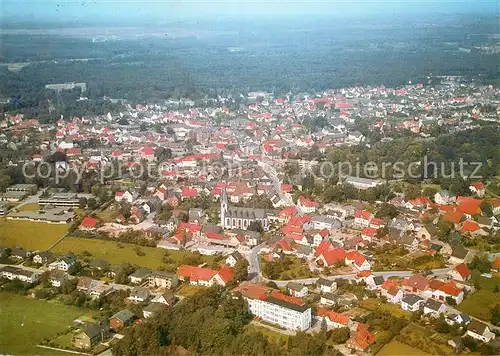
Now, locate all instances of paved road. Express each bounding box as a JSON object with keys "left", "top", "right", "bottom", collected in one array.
[
  {"left": 258, "top": 160, "right": 302, "bottom": 213},
  {"left": 266, "top": 268, "right": 452, "bottom": 287},
  {"left": 247, "top": 242, "right": 268, "bottom": 280},
  {"left": 11, "top": 190, "right": 43, "bottom": 210}
]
